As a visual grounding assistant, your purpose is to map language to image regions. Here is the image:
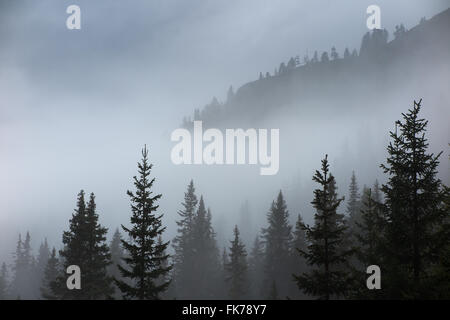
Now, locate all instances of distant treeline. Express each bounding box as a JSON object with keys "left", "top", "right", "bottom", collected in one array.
[
  {"left": 181, "top": 14, "right": 443, "bottom": 128},
  {"left": 0, "top": 99, "right": 449, "bottom": 300}
]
